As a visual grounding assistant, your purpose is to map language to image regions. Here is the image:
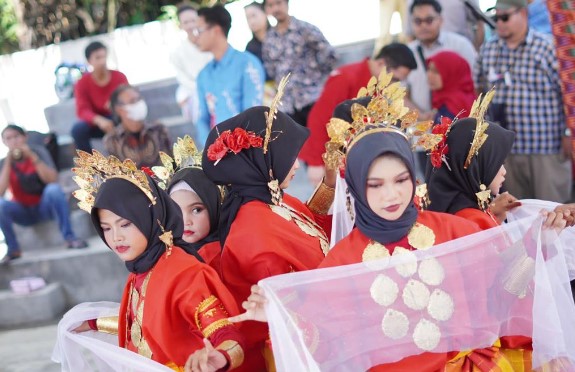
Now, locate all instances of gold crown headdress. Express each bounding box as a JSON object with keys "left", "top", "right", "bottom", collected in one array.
[
  {"left": 464, "top": 89, "right": 495, "bottom": 169},
  {"left": 72, "top": 150, "right": 156, "bottom": 213},
  {"left": 323, "top": 70, "right": 443, "bottom": 171},
  {"left": 146, "top": 135, "right": 202, "bottom": 190}
]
